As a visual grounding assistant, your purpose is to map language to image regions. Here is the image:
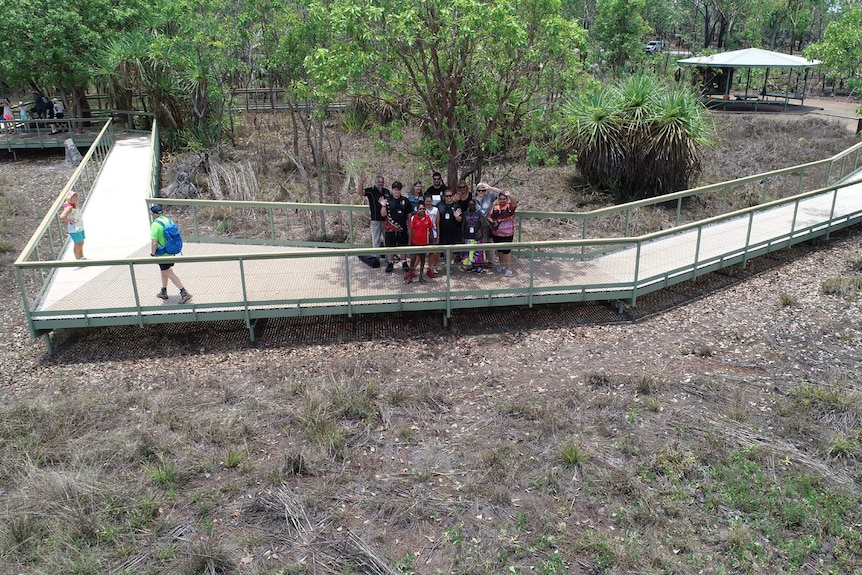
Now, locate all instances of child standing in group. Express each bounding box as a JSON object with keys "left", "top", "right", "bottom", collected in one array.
[
  {"left": 423, "top": 194, "right": 440, "bottom": 278},
  {"left": 461, "top": 199, "right": 485, "bottom": 273},
  {"left": 406, "top": 201, "right": 434, "bottom": 284},
  {"left": 17, "top": 102, "right": 31, "bottom": 133}
]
